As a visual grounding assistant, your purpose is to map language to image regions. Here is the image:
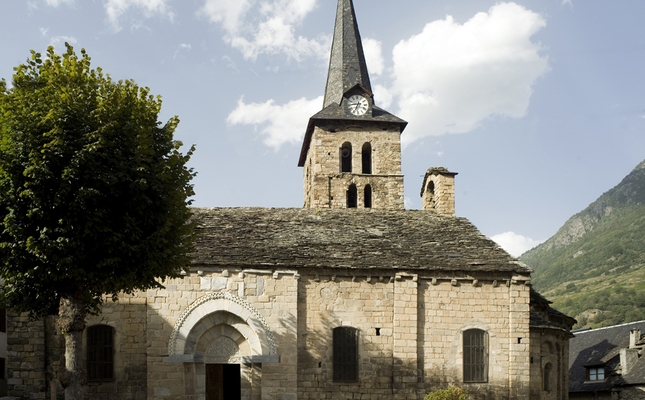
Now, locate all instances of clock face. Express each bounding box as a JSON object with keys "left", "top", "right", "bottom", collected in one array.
[{"left": 347, "top": 95, "right": 369, "bottom": 116}]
